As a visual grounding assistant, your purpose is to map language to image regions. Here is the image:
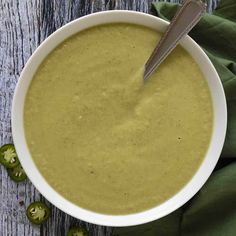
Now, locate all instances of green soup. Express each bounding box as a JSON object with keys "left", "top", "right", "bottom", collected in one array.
[{"left": 24, "top": 23, "right": 213, "bottom": 215}]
